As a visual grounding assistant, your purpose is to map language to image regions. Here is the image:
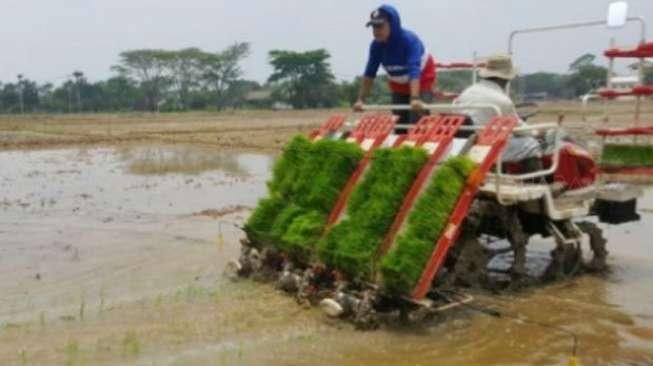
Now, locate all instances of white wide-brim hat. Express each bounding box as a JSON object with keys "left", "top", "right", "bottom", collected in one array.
[{"left": 479, "top": 54, "right": 518, "bottom": 80}]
